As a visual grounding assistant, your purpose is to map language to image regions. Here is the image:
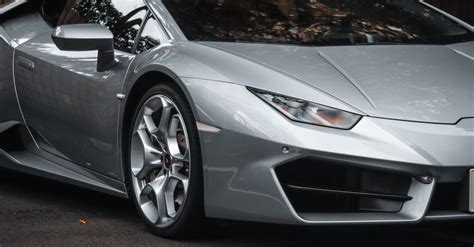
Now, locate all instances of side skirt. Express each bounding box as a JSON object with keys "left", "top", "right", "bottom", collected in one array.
[{"left": 0, "top": 122, "right": 128, "bottom": 198}]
